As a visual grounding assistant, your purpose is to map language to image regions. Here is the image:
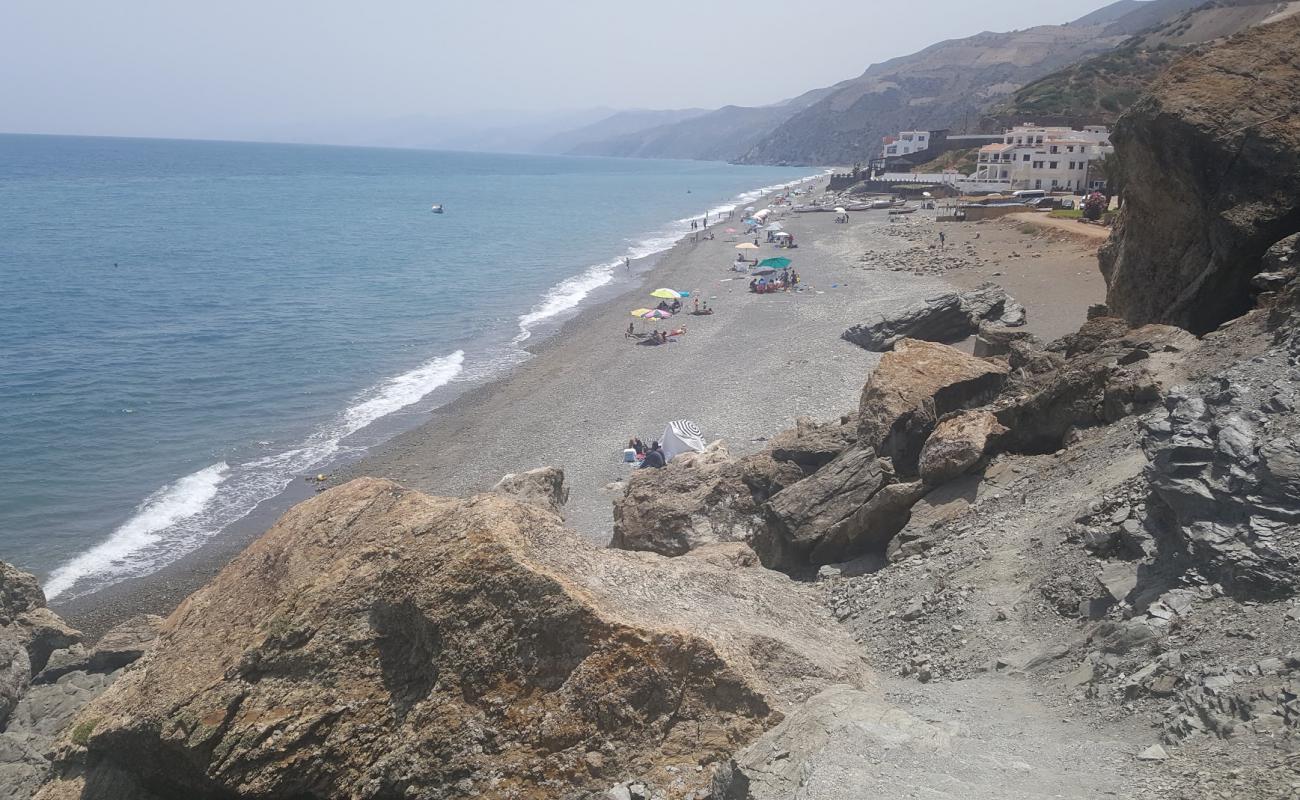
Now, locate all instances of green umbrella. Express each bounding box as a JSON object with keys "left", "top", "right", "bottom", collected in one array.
[{"left": 758, "top": 257, "right": 791, "bottom": 268}]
